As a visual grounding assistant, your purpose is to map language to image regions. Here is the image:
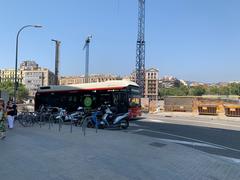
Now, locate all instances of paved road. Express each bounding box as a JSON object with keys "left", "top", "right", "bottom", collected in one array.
[
  {"left": 1, "top": 120, "right": 240, "bottom": 180},
  {"left": 128, "top": 116, "right": 240, "bottom": 161}
]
